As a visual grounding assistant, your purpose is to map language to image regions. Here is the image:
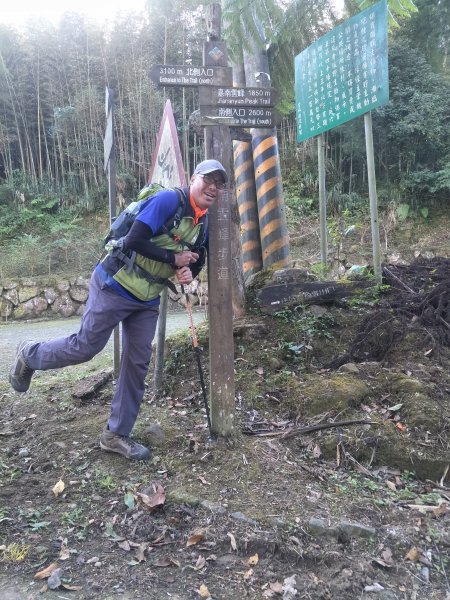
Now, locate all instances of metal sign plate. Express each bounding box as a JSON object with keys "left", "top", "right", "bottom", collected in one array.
[
  {"left": 150, "top": 64, "right": 232, "bottom": 87},
  {"left": 200, "top": 106, "right": 275, "bottom": 128},
  {"left": 103, "top": 110, "right": 113, "bottom": 171},
  {"left": 199, "top": 86, "right": 276, "bottom": 107}
]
